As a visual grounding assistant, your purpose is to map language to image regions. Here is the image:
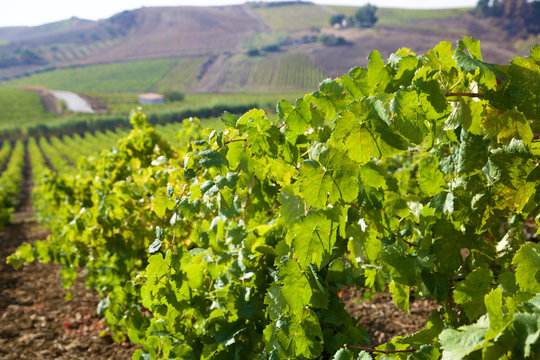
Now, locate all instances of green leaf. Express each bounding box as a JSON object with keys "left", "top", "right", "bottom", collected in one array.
[
  {"left": 418, "top": 155, "right": 446, "bottom": 197},
  {"left": 501, "top": 49, "right": 540, "bottom": 120},
  {"left": 423, "top": 41, "right": 456, "bottom": 74},
  {"left": 298, "top": 147, "right": 359, "bottom": 208},
  {"left": 380, "top": 245, "right": 418, "bottom": 286},
  {"left": 484, "top": 108, "right": 533, "bottom": 145},
  {"left": 265, "top": 284, "right": 285, "bottom": 320},
  {"left": 278, "top": 186, "right": 304, "bottom": 227},
  {"left": 453, "top": 49, "right": 498, "bottom": 89},
  {"left": 458, "top": 36, "right": 483, "bottom": 60},
  {"left": 7, "top": 243, "right": 35, "bottom": 269},
  {"left": 360, "top": 165, "right": 387, "bottom": 189},
  {"left": 443, "top": 99, "right": 483, "bottom": 135},
  {"left": 512, "top": 313, "right": 540, "bottom": 358},
  {"left": 513, "top": 242, "right": 540, "bottom": 294},
  {"left": 344, "top": 125, "right": 382, "bottom": 165},
  {"left": 454, "top": 268, "right": 493, "bottom": 321},
  {"left": 389, "top": 280, "right": 410, "bottom": 313},
  {"left": 291, "top": 309, "right": 324, "bottom": 358},
  {"left": 484, "top": 288, "right": 506, "bottom": 340},
  {"left": 277, "top": 99, "right": 293, "bottom": 119},
  {"left": 439, "top": 316, "right": 488, "bottom": 360},
  {"left": 407, "top": 345, "right": 440, "bottom": 360},
  {"left": 420, "top": 270, "right": 449, "bottom": 303},
  {"left": 356, "top": 351, "right": 373, "bottom": 360},
  {"left": 279, "top": 259, "right": 313, "bottom": 312},
  {"left": 332, "top": 348, "right": 354, "bottom": 360},
  {"left": 456, "top": 128, "right": 489, "bottom": 175},
  {"left": 286, "top": 98, "right": 312, "bottom": 135},
  {"left": 153, "top": 196, "right": 175, "bottom": 218},
  {"left": 199, "top": 149, "right": 229, "bottom": 169},
  {"left": 483, "top": 140, "right": 536, "bottom": 211},
  {"left": 366, "top": 50, "right": 392, "bottom": 95},
  {"left": 391, "top": 89, "right": 434, "bottom": 145},
  {"left": 287, "top": 212, "right": 336, "bottom": 269}
]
